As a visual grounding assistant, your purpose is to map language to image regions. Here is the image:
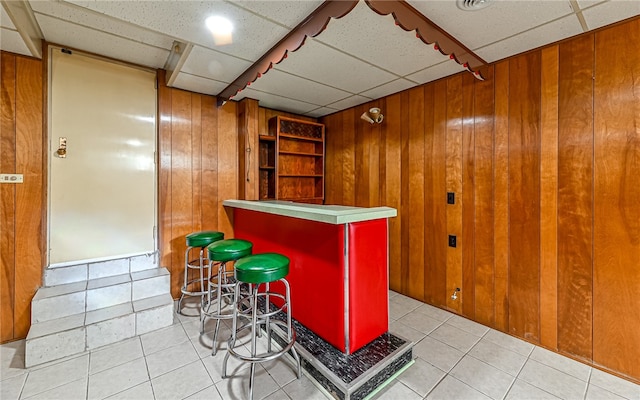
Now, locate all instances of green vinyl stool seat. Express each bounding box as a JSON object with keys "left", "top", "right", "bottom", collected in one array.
[
  {"left": 234, "top": 253, "right": 289, "bottom": 284},
  {"left": 222, "top": 253, "right": 301, "bottom": 400},
  {"left": 186, "top": 231, "right": 225, "bottom": 248},
  {"left": 201, "top": 239, "right": 253, "bottom": 355},
  {"left": 207, "top": 239, "right": 253, "bottom": 262},
  {"left": 177, "top": 230, "right": 224, "bottom": 315}
]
